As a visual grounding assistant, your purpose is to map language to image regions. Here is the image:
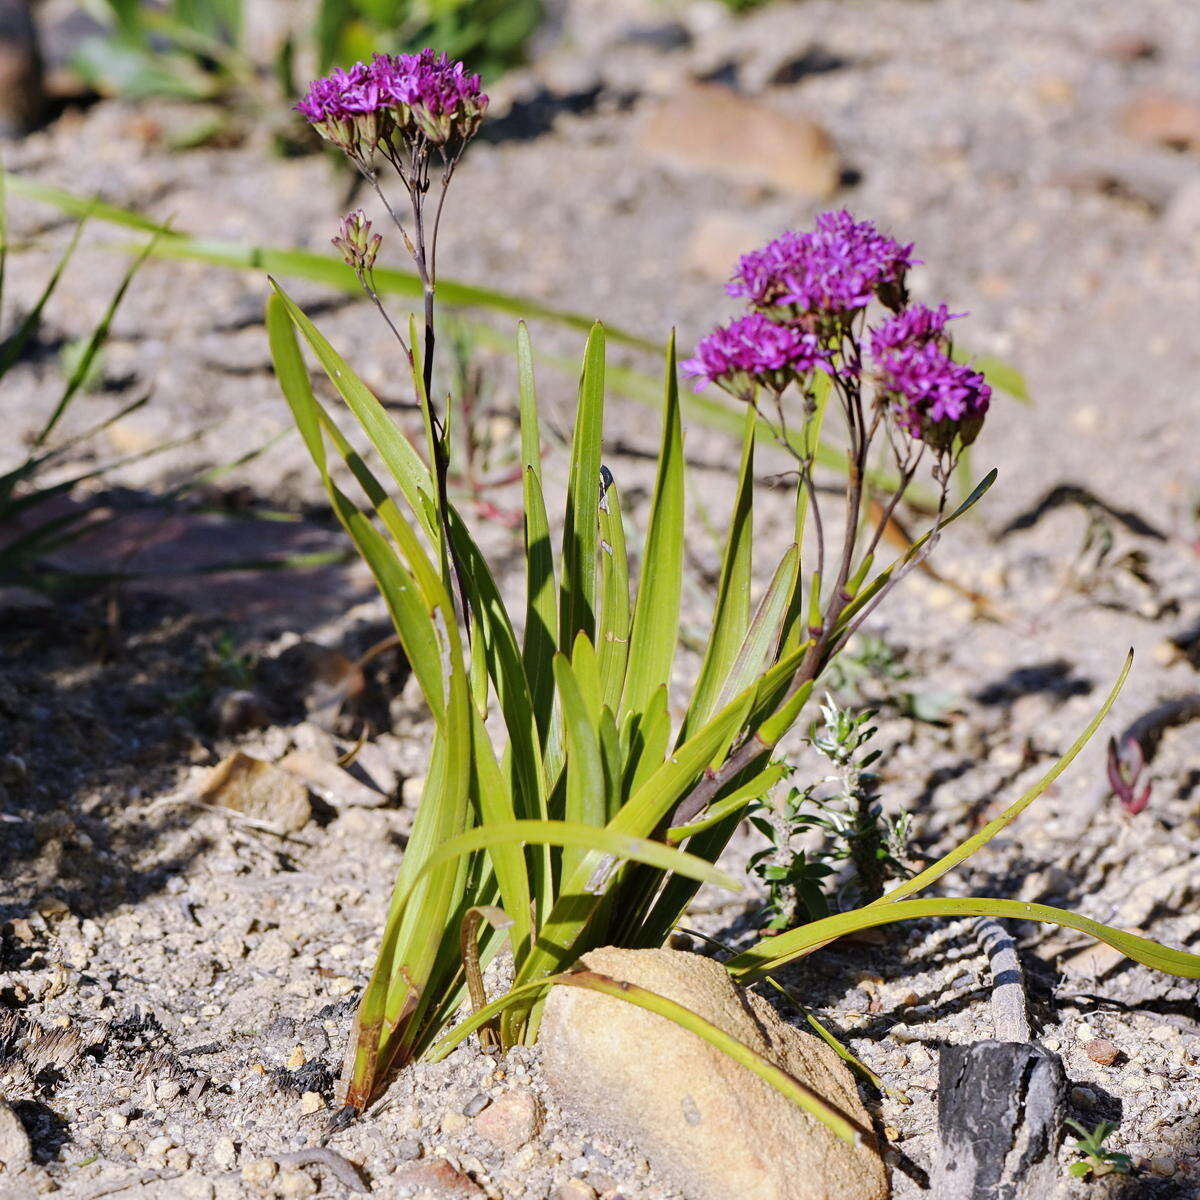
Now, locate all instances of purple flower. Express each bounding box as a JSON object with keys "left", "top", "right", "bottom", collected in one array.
[
  {"left": 875, "top": 339, "right": 991, "bottom": 450},
  {"left": 868, "top": 303, "right": 961, "bottom": 358},
  {"left": 296, "top": 49, "right": 487, "bottom": 157},
  {"left": 727, "top": 212, "right": 917, "bottom": 321},
  {"left": 682, "top": 313, "right": 830, "bottom": 397},
  {"left": 370, "top": 50, "right": 488, "bottom": 143}
]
